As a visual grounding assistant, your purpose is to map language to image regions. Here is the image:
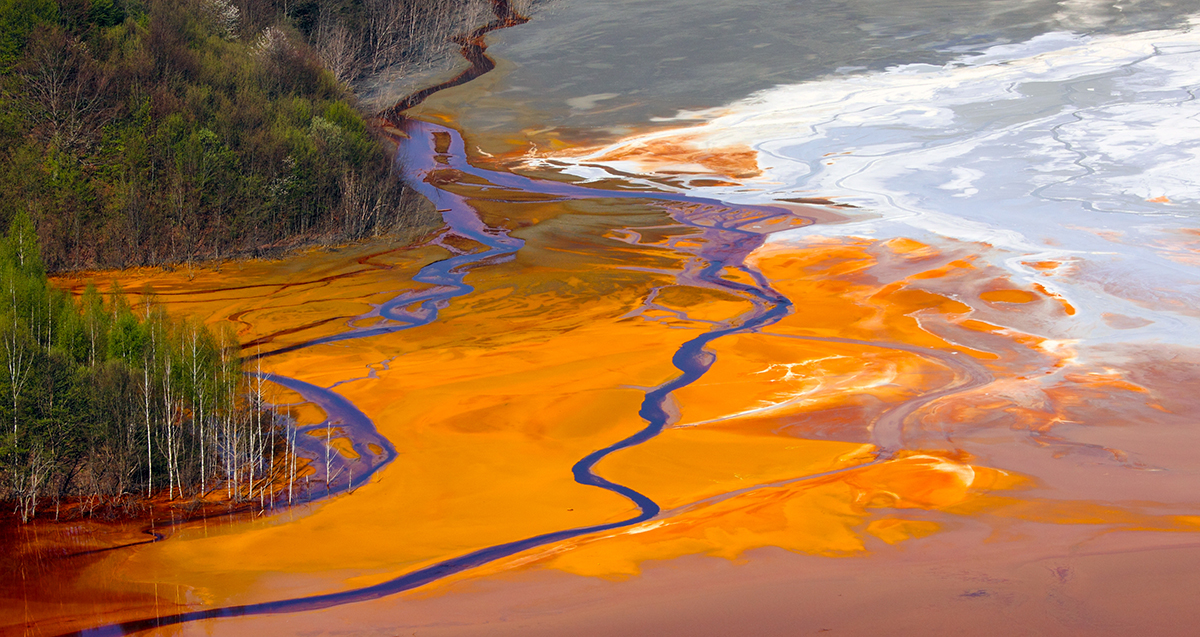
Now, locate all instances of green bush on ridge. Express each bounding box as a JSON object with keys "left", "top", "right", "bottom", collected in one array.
[{"left": 0, "top": 0, "right": 438, "bottom": 271}]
